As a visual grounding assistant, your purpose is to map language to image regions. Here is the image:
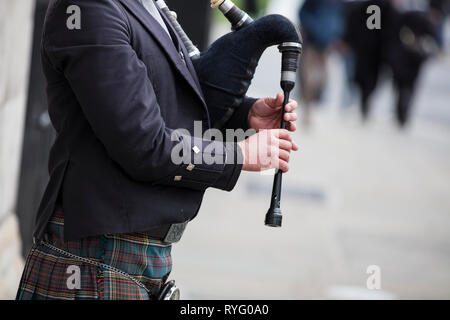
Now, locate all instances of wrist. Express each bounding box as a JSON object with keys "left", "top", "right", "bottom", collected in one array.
[
  {"left": 248, "top": 108, "right": 254, "bottom": 130},
  {"left": 237, "top": 141, "right": 247, "bottom": 170}
]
